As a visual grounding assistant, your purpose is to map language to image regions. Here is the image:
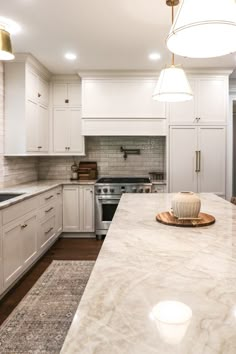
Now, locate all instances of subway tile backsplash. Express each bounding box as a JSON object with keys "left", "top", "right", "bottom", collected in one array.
[{"left": 39, "top": 136, "right": 166, "bottom": 179}]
